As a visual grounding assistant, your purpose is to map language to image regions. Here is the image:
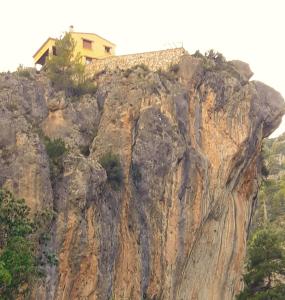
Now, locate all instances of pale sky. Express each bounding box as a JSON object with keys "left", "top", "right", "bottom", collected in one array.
[{"left": 1, "top": 0, "right": 284, "bottom": 136}]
